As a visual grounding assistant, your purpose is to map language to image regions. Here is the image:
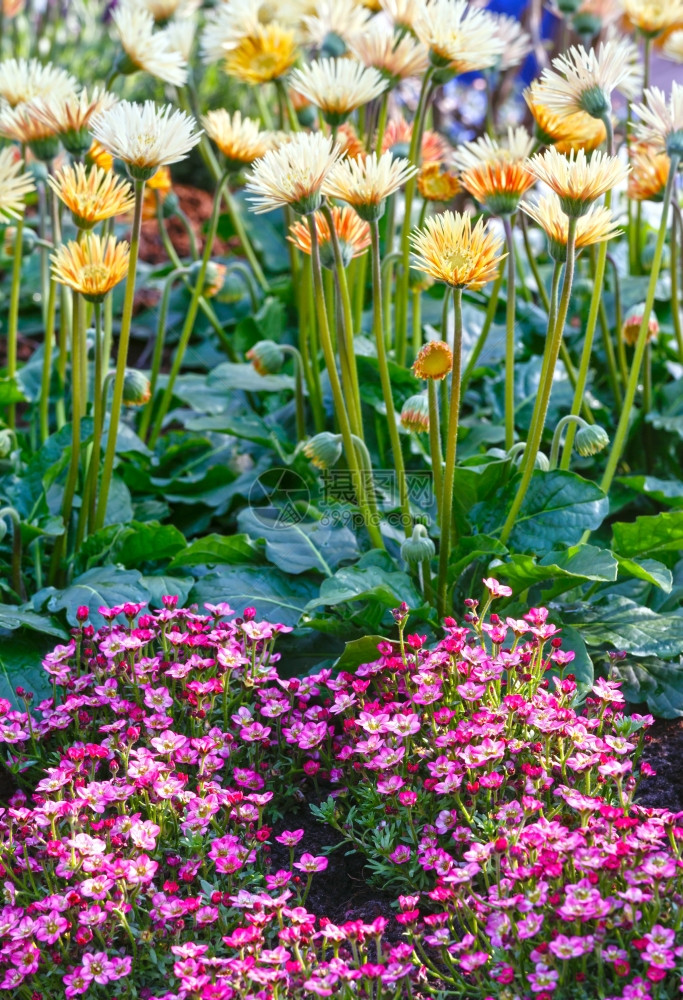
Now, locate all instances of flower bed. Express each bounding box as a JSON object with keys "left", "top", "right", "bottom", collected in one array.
[{"left": 0, "top": 585, "right": 681, "bottom": 999}]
